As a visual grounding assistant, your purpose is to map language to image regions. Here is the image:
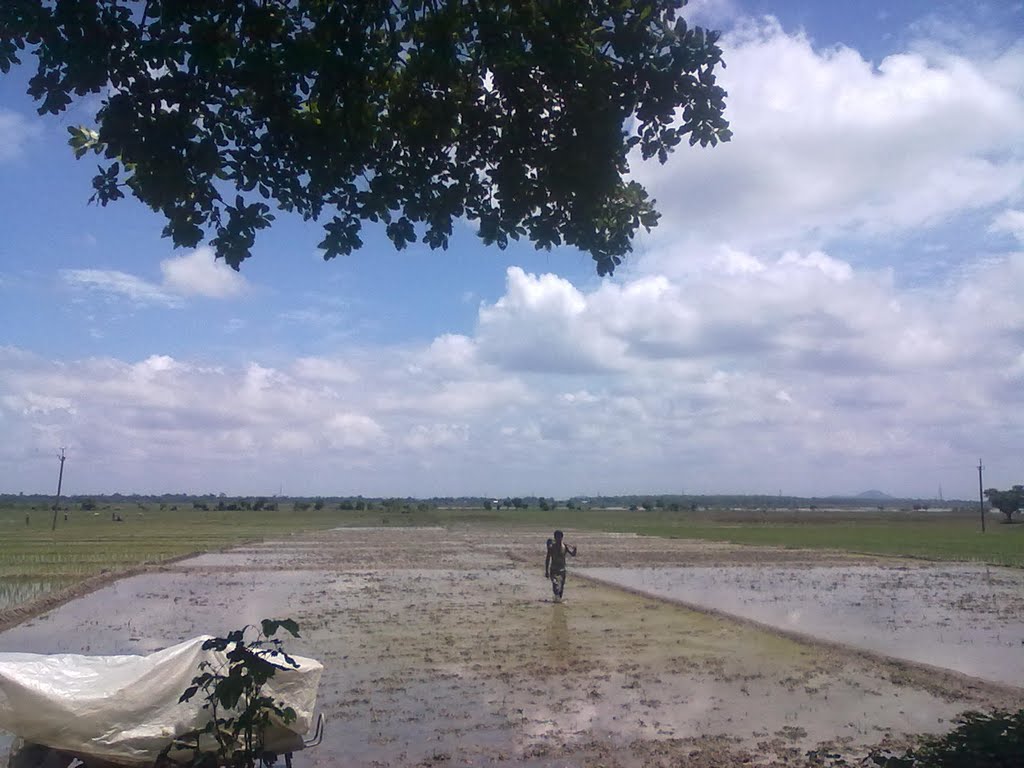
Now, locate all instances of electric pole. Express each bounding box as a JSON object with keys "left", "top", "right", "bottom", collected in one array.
[
  {"left": 51, "top": 448, "right": 66, "bottom": 532},
  {"left": 977, "top": 459, "right": 985, "bottom": 533}
]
